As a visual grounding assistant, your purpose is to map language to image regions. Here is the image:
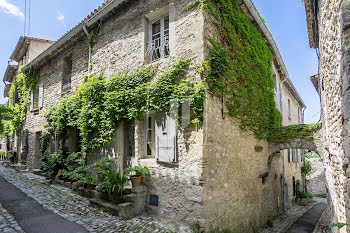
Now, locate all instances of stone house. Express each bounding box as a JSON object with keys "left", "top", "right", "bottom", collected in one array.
[
  {"left": 3, "top": 36, "right": 54, "bottom": 166},
  {"left": 304, "top": 0, "right": 350, "bottom": 231},
  {"left": 3, "top": 0, "right": 305, "bottom": 232}
]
